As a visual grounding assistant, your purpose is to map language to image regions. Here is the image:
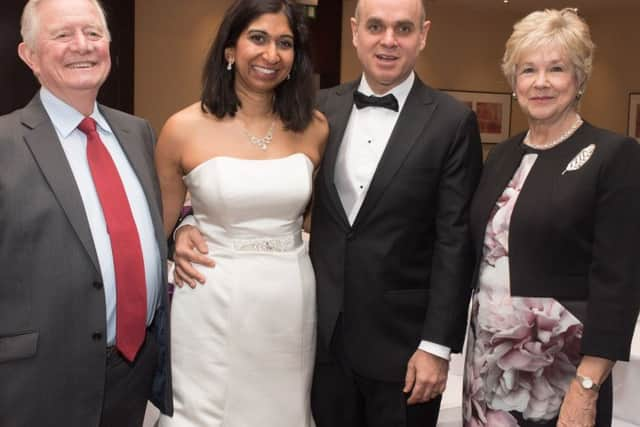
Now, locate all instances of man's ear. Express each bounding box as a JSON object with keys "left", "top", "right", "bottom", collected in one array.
[
  {"left": 18, "top": 42, "right": 39, "bottom": 75},
  {"left": 350, "top": 17, "right": 360, "bottom": 49},
  {"left": 419, "top": 20, "right": 431, "bottom": 52}
]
